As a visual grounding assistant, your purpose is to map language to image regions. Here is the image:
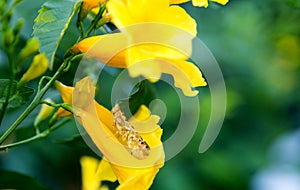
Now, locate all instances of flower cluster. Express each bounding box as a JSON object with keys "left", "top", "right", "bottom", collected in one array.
[{"left": 55, "top": 0, "right": 229, "bottom": 189}]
